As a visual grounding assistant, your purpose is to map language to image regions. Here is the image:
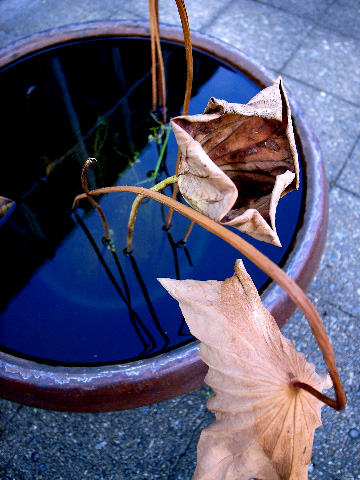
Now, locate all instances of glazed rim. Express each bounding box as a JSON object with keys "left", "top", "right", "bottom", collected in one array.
[{"left": 0, "top": 21, "right": 328, "bottom": 412}]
